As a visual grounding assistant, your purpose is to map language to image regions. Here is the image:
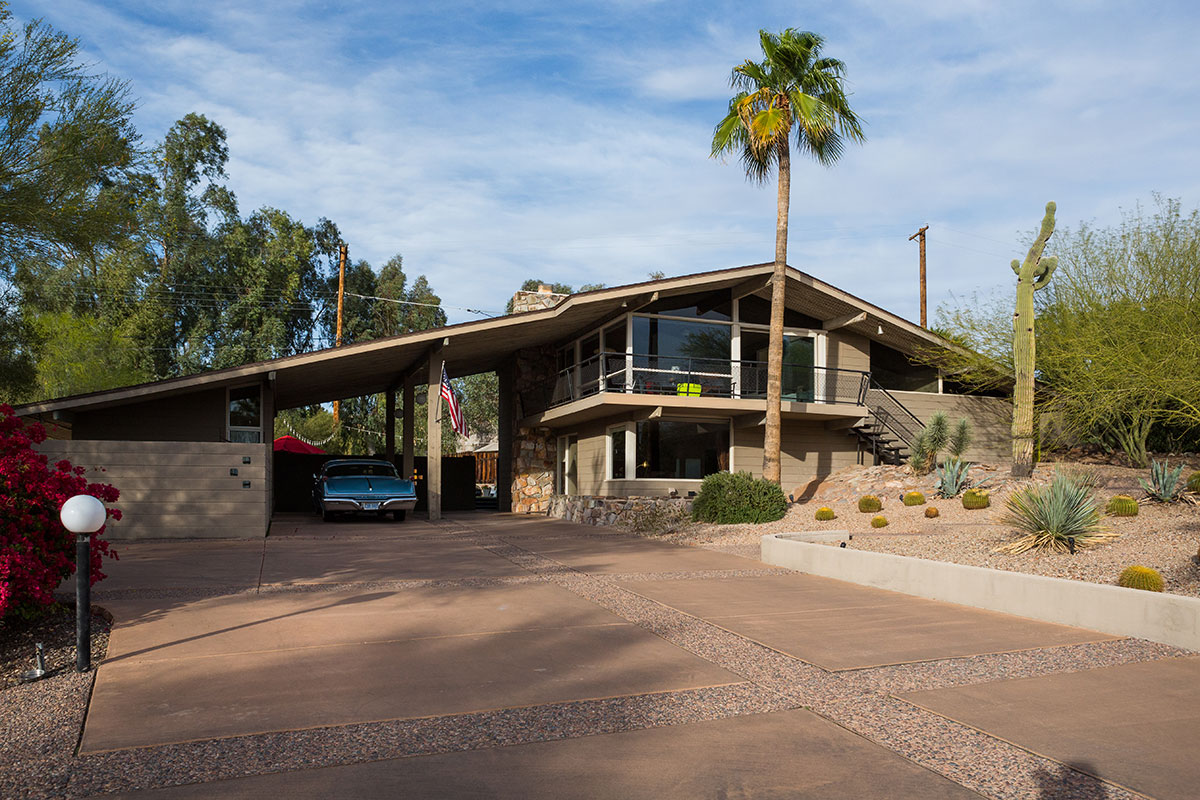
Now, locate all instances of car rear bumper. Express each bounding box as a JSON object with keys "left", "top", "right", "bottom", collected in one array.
[{"left": 321, "top": 497, "right": 418, "bottom": 513}]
